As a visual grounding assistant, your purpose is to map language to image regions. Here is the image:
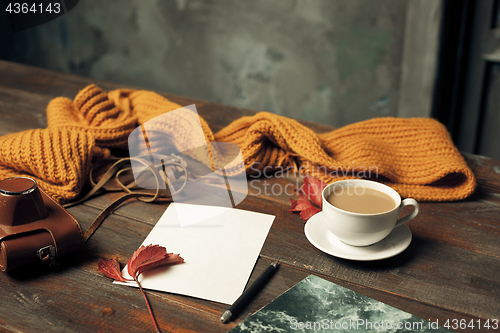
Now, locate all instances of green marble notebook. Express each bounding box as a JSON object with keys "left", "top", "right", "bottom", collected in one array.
[{"left": 230, "top": 275, "right": 451, "bottom": 332}]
